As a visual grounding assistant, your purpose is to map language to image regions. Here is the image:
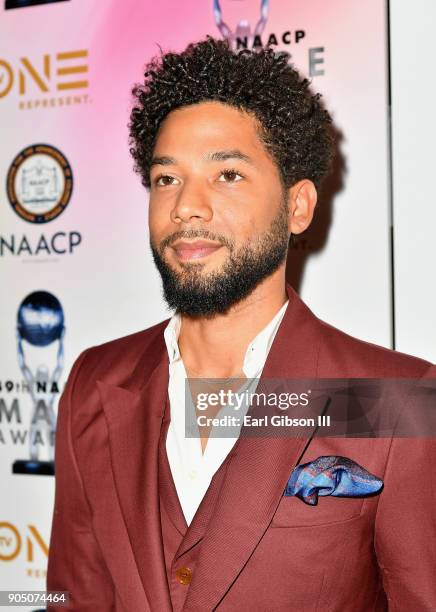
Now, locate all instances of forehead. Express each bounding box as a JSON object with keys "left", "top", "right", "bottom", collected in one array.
[{"left": 153, "top": 101, "right": 266, "bottom": 157}]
